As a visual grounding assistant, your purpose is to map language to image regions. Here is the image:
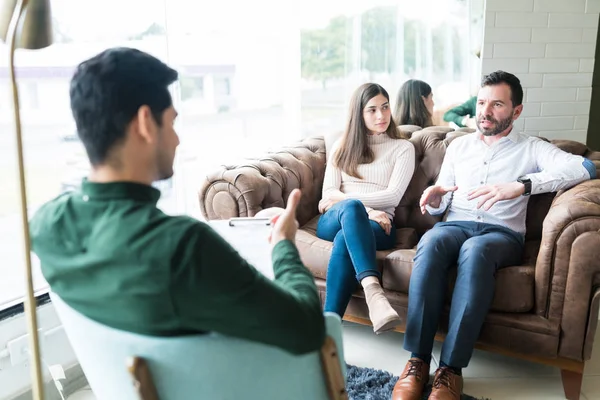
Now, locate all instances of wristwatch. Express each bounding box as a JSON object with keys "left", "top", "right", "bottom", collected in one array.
[{"left": 517, "top": 177, "right": 532, "bottom": 196}]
